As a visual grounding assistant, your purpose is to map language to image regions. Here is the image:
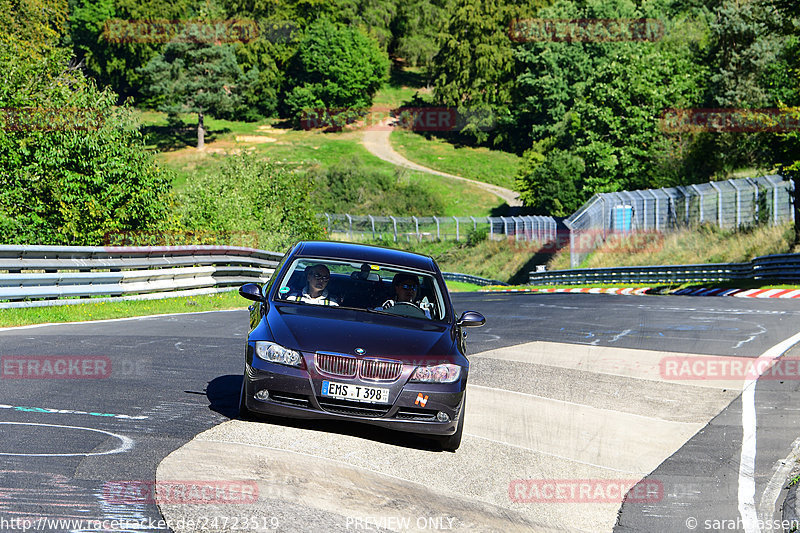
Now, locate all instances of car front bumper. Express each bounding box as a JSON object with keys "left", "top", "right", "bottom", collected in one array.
[{"left": 242, "top": 358, "right": 466, "bottom": 436}]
